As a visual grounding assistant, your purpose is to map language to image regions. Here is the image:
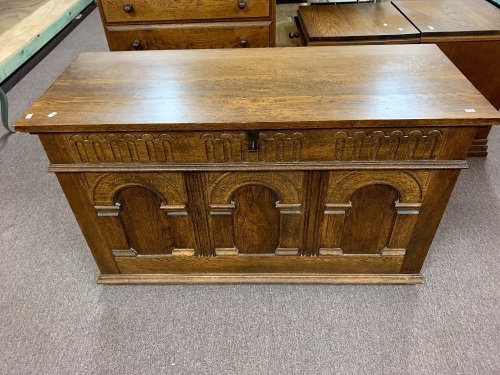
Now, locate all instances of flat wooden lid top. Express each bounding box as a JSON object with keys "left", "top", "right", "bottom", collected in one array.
[
  {"left": 15, "top": 46, "right": 500, "bottom": 133},
  {"left": 298, "top": 3, "right": 420, "bottom": 41},
  {"left": 392, "top": 0, "right": 500, "bottom": 37}
]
